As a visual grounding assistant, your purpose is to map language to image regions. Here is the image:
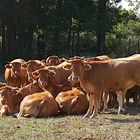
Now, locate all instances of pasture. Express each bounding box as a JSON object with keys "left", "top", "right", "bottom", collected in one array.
[{"left": 0, "top": 108, "right": 140, "bottom": 140}]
